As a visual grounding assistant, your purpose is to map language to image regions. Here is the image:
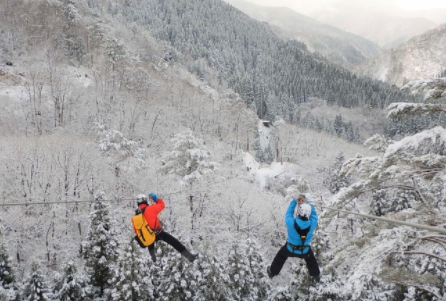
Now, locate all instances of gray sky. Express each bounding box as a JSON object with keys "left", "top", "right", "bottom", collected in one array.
[{"left": 240, "top": 0, "right": 446, "bottom": 18}]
